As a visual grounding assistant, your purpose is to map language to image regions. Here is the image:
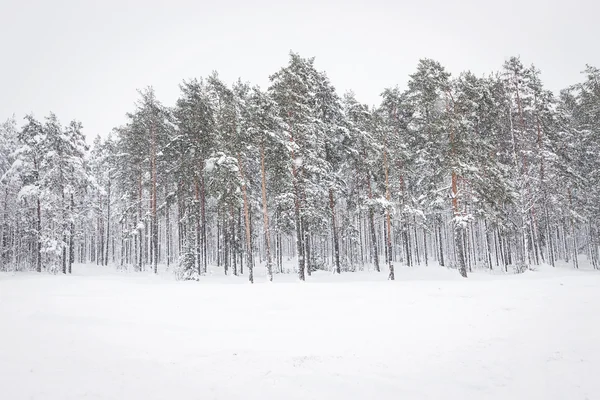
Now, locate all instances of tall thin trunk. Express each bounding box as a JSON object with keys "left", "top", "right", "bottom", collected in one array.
[
  {"left": 383, "top": 219, "right": 388, "bottom": 265},
  {"left": 545, "top": 206, "right": 555, "bottom": 267},
  {"left": 177, "top": 182, "right": 183, "bottom": 256},
  {"left": 484, "top": 220, "right": 493, "bottom": 269},
  {"left": 151, "top": 122, "right": 158, "bottom": 274},
  {"left": 366, "top": 176, "right": 380, "bottom": 272},
  {"left": 34, "top": 156, "right": 42, "bottom": 273},
  {"left": 493, "top": 228, "right": 501, "bottom": 268},
  {"left": 237, "top": 154, "right": 254, "bottom": 283},
  {"left": 195, "top": 178, "right": 202, "bottom": 275},
  {"left": 223, "top": 213, "right": 229, "bottom": 275},
  {"left": 98, "top": 212, "right": 104, "bottom": 266},
  {"left": 383, "top": 145, "right": 394, "bottom": 280},
  {"left": 104, "top": 178, "right": 111, "bottom": 266},
  {"left": 358, "top": 212, "right": 365, "bottom": 270},
  {"left": 438, "top": 219, "right": 445, "bottom": 267},
  {"left": 120, "top": 221, "right": 125, "bottom": 267},
  {"left": 329, "top": 188, "right": 341, "bottom": 274},
  {"left": 36, "top": 197, "right": 41, "bottom": 272},
  {"left": 413, "top": 219, "right": 420, "bottom": 265},
  {"left": 165, "top": 185, "right": 170, "bottom": 269},
  {"left": 137, "top": 173, "right": 143, "bottom": 272},
  {"left": 289, "top": 122, "right": 305, "bottom": 281},
  {"left": 303, "top": 217, "right": 311, "bottom": 276},
  {"left": 200, "top": 164, "right": 208, "bottom": 274},
  {"left": 452, "top": 171, "right": 467, "bottom": 277},
  {"left": 60, "top": 167, "right": 67, "bottom": 274},
  {"left": 276, "top": 210, "right": 283, "bottom": 273},
  {"left": 69, "top": 194, "right": 74, "bottom": 274},
  {"left": 238, "top": 209, "right": 244, "bottom": 274},
  {"left": 217, "top": 213, "right": 221, "bottom": 267},
  {"left": 423, "top": 227, "right": 429, "bottom": 266},
  {"left": 569, "top": 189, "right": 579, "bottom": 269},
  {"left": 0, "top": 190, "right": 5, "bottom": 272},
  {"left": 446, "top": 90, "right": 467, "bottom": 278},
  {"left": 62, "top": 225, "right": 67, "bottom": 272},
  {"left": 231, "top": 205, "right": 238, "bottom": 276},
  {"left": 260, "top": 143, "right": 273, "bottom": 281},
  {"left": 403, "top": 227, "right": 412, "bottom": 267}
]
